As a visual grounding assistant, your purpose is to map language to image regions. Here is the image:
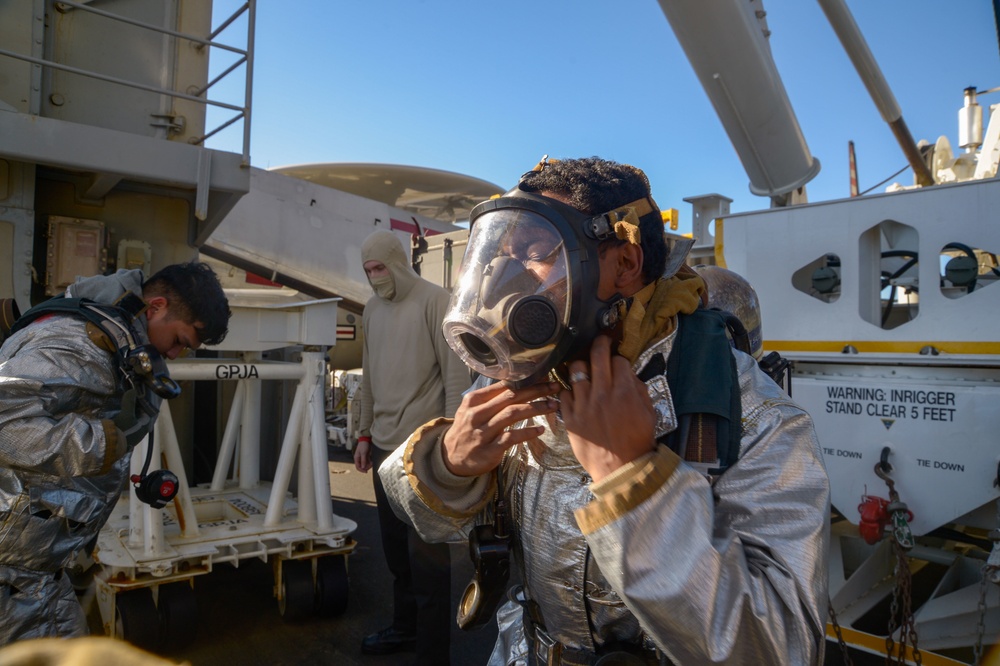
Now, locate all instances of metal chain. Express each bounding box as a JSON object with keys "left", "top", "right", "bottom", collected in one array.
[
  {"left": 828, "top": 602, "right": 855, "bottom": 666},
  {"left": 875, "top": 455, "right": 922, "bottom": 666},
  {"left": 972, "top": 567, "right": 991, "bottom": 666},
  {"left": 885, "top": 529, "right": 923, "bottom": 665},
  {"left": 885, "top": 542, "right": 916, "bottom": 666},
  {"left": 899, "top": 538, "right": 922, "bottom": 666},
  {"left": 972, "top": 498, "right": 1000, "bottom": 666},
  {"left": 886, "top": 564, "right": 900, "bottom": 664}
]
